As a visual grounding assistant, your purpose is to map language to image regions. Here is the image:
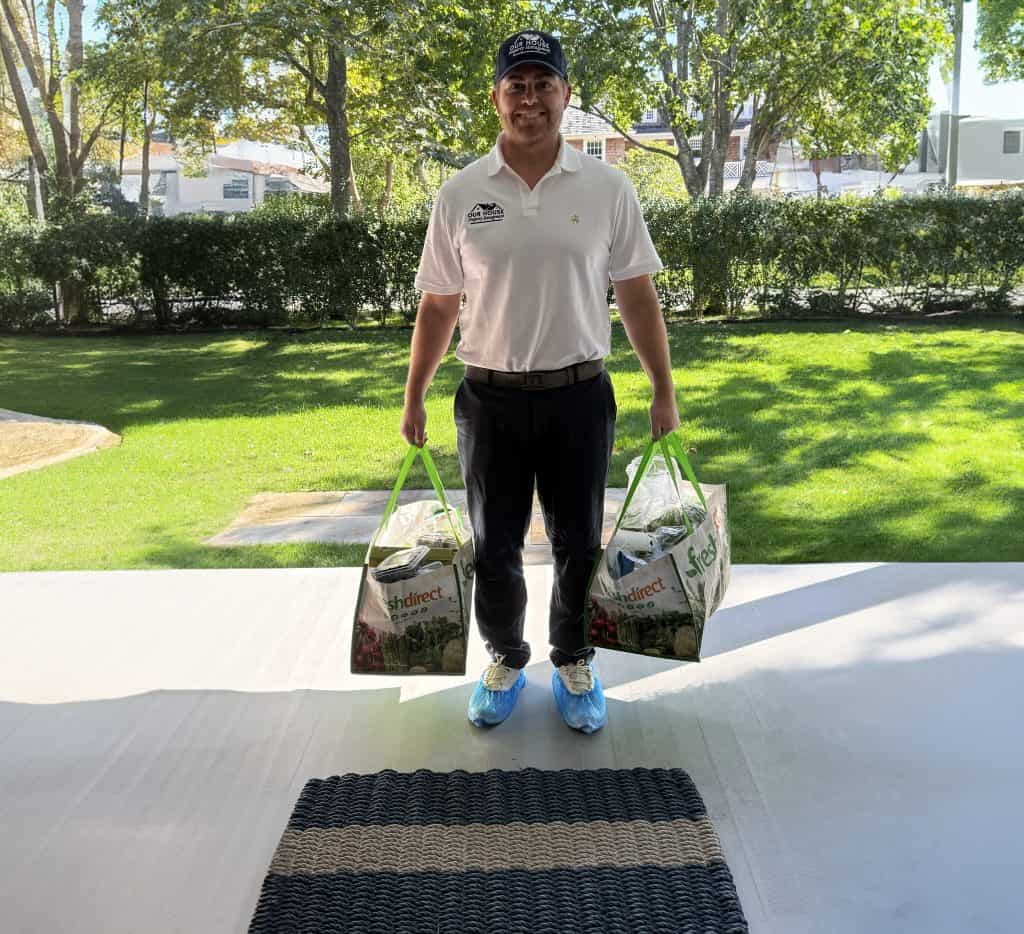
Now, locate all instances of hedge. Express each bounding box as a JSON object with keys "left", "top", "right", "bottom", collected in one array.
[{"left": 2, "top": 190, "right": 1023, "bottom": 330}]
